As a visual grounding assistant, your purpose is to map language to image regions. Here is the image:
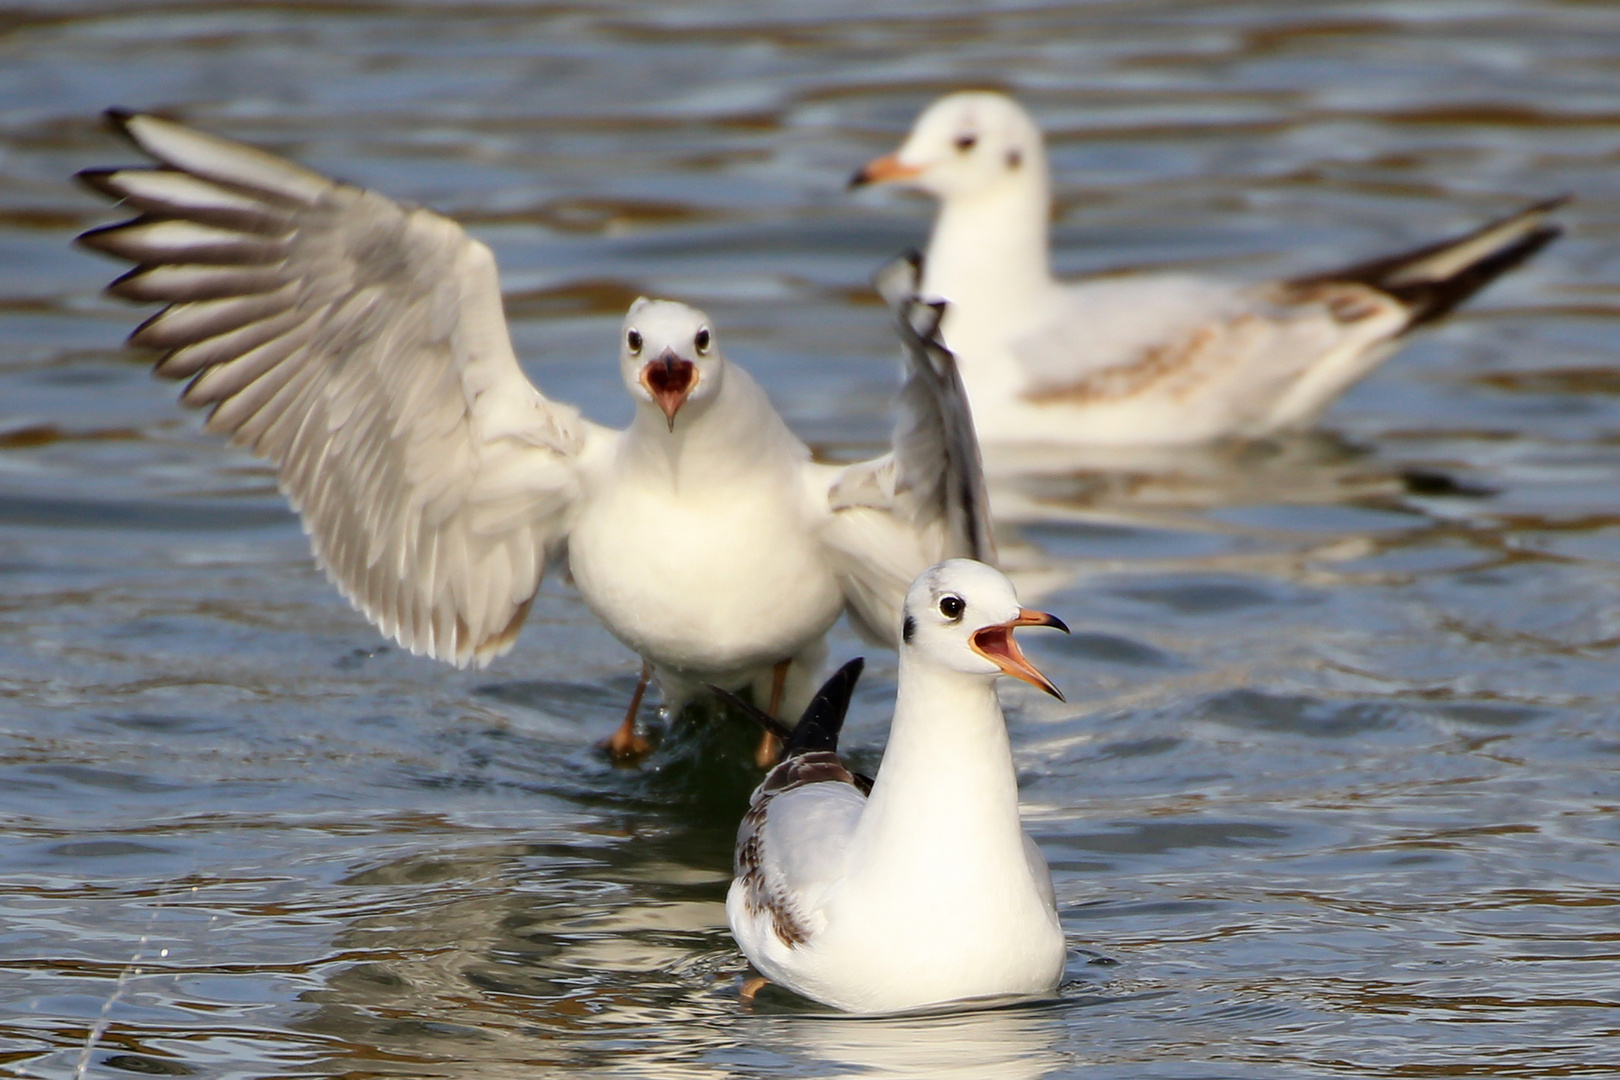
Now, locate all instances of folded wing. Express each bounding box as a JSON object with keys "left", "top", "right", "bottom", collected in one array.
[
  {"left": 821, "top": 253, "right": 995, "bottom": 644},
  {"left": 1015, "top": 273, "right": 1409, "bottom": 442},
  {"left": 1013, "top": 197, "right": 1566, "bottom": 440},
  {"left": 732, "top": 659, "right": 871, "bottom": 950},
  {"left": 78, "top": 112, "right": 611, "bottom": 667}
]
